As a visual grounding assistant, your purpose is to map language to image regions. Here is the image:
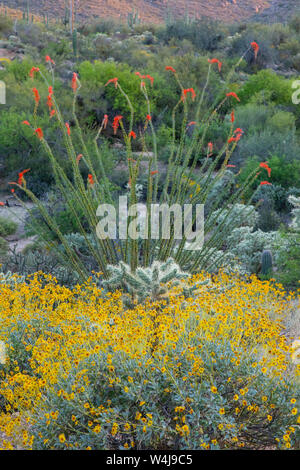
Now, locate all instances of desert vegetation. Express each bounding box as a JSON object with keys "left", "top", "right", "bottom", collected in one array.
[{"left": 0, "top": 5, "right": 299, "bottom": 450}]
